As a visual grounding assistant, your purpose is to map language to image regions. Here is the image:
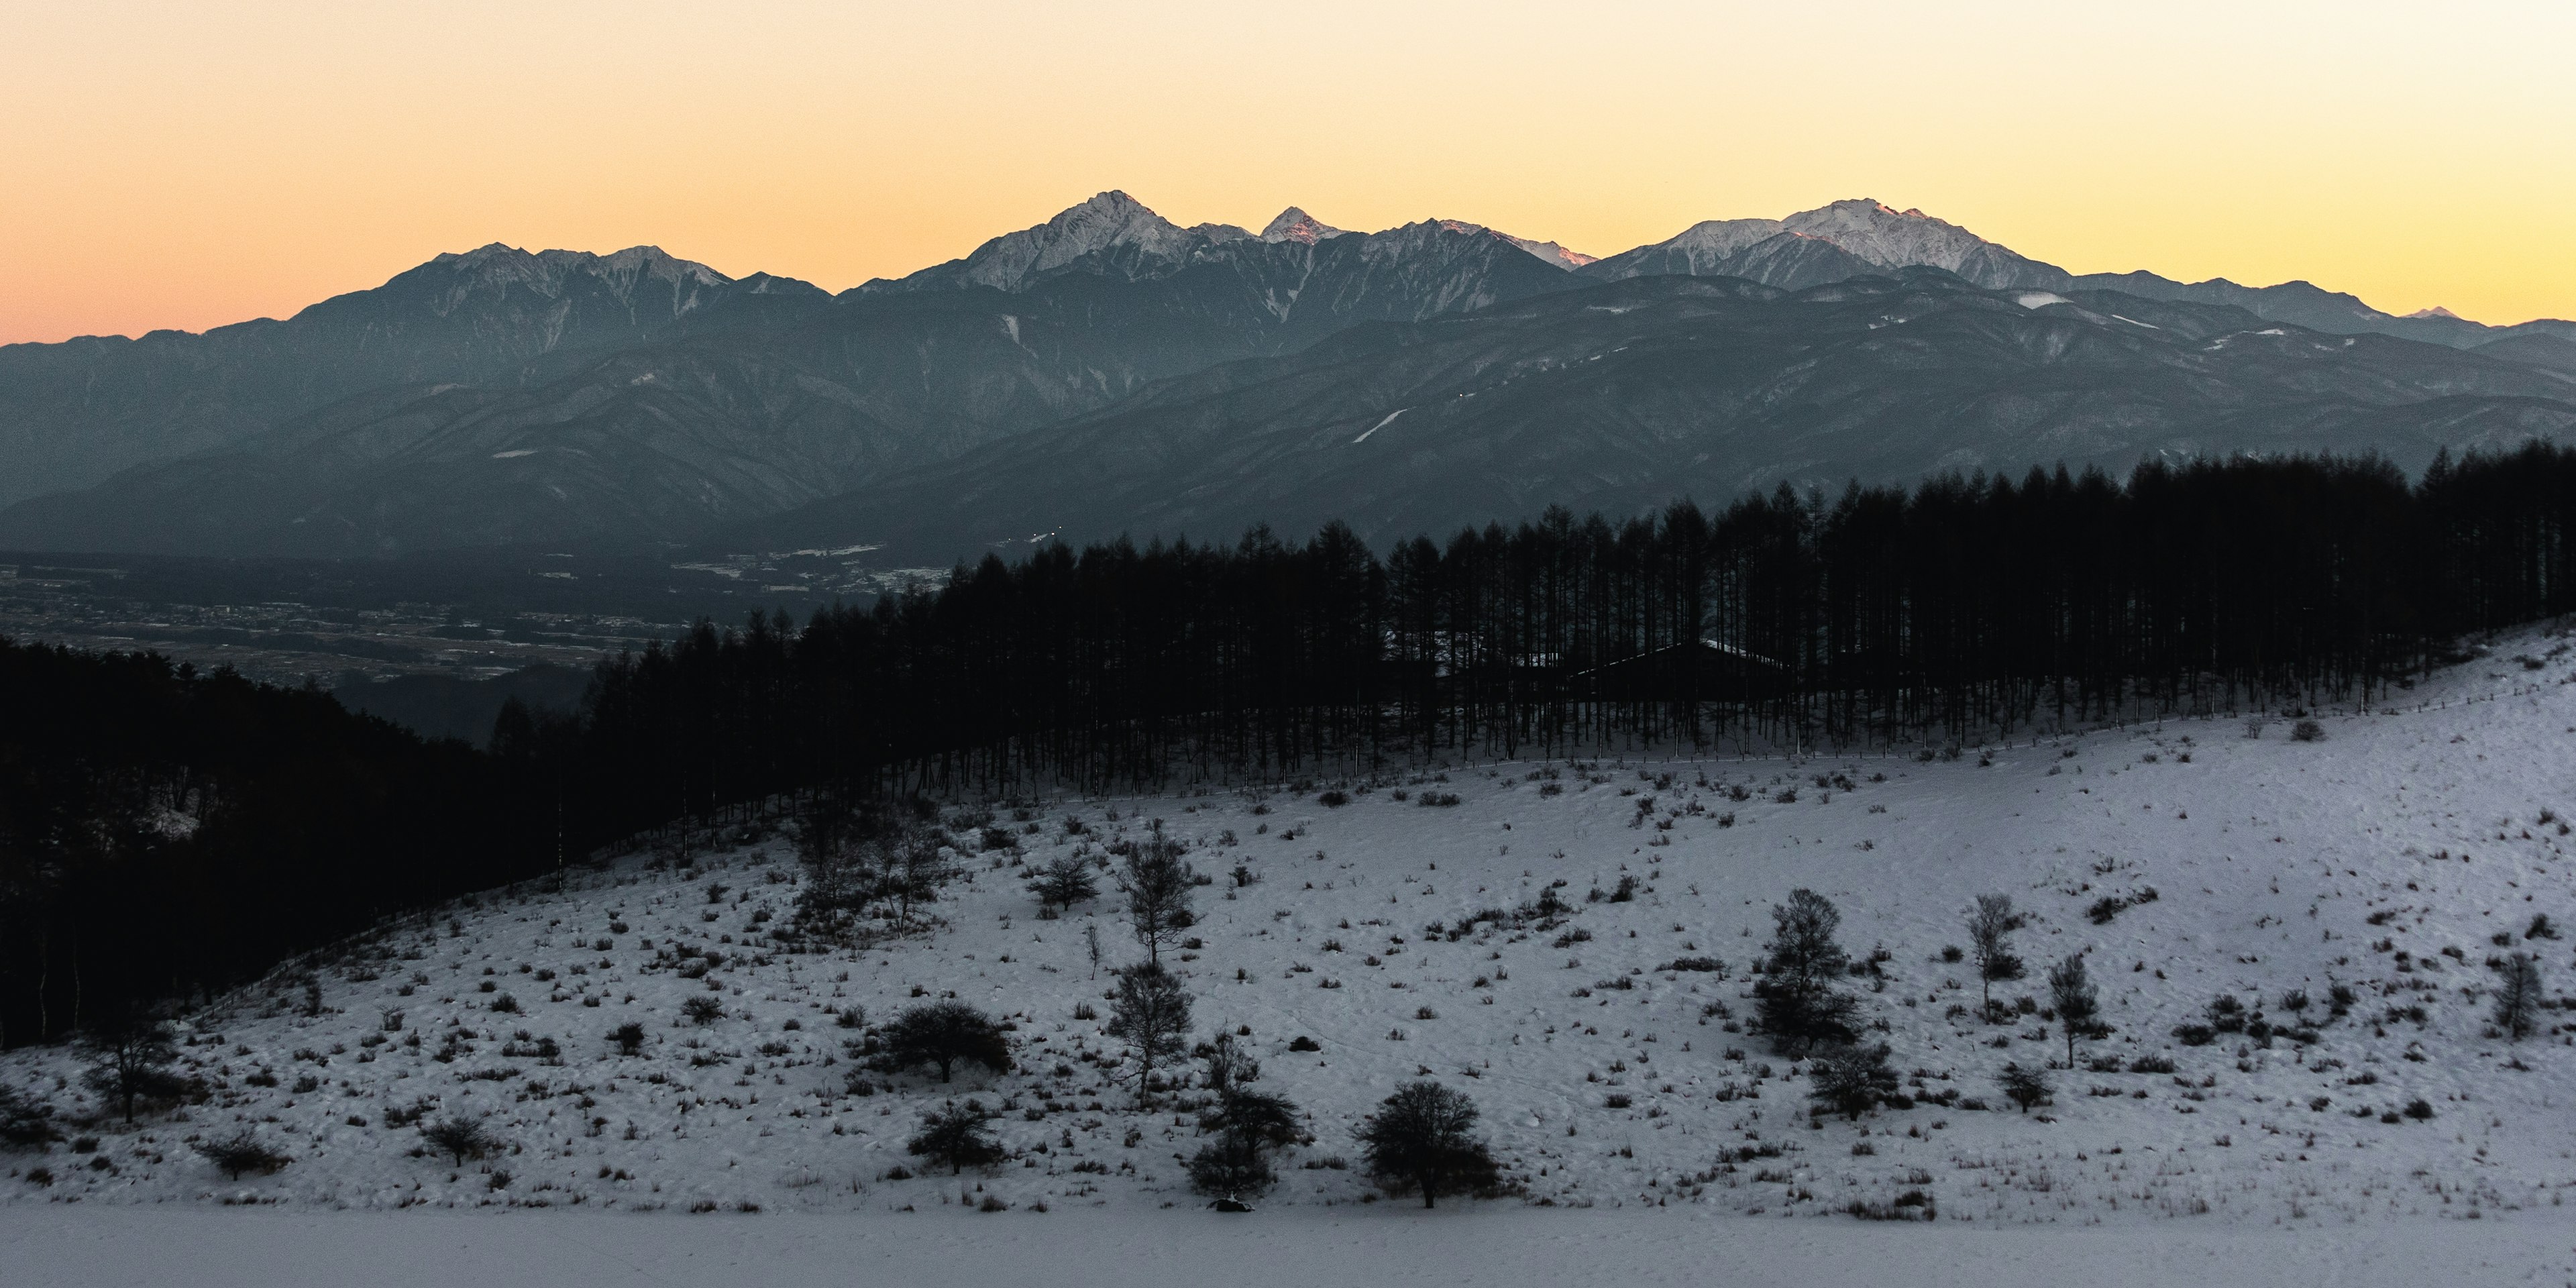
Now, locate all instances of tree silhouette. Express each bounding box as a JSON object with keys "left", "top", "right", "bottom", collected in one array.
[
  {"left": 80, "top": 1007, "right": 181, "bottom": 1124},
  {"left": 2048, "top": 953, "right": 2106, "bottom": 1066},
  {"left": 1028, "top": 854, "right": 1099, "bottom": 913},
  {"left": 1966, "top": 894, "right": 2025, "bottom": 1016},
  {"left": 1189, "top": 1033, "right": 1299, "bottom": 1200},
  {"left": 1104, "top": 963, "right": 1192, "bottom": 1104},
  {"left": 1754, "top": 889, "right": 1860, "bottom": 1055},
  {"left": 877, "top": 1002, "right": 1012, "bottom": 1083},
  {"left": 907, "top": 1101, "right": 1003, "bottom": 1175},
  {"left": 2493, "top": 952, "right": 2545, "bottom": 1042},
  {"left": 1355, "top": 1081, "right": 1499, "bottom": 1208}
]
